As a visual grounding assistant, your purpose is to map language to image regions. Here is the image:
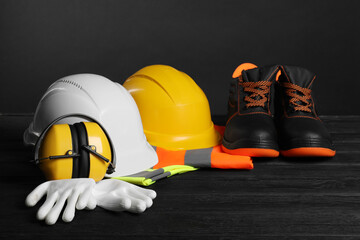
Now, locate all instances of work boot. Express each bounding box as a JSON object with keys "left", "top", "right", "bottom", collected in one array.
[
  {"left": 222, "top": 63, "right": 279, "bottom": 157},
  {"left": 276, "top": 65, "right": 336, "bottom": 157}
]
